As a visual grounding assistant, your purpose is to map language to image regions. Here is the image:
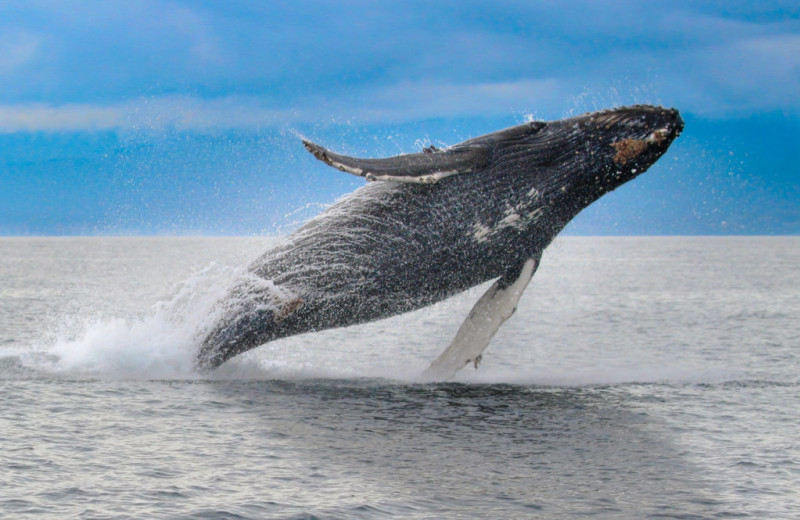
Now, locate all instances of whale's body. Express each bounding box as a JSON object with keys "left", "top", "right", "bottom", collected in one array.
[{"left": 197, "top": 105, "right": 684, "bottom": 377}]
